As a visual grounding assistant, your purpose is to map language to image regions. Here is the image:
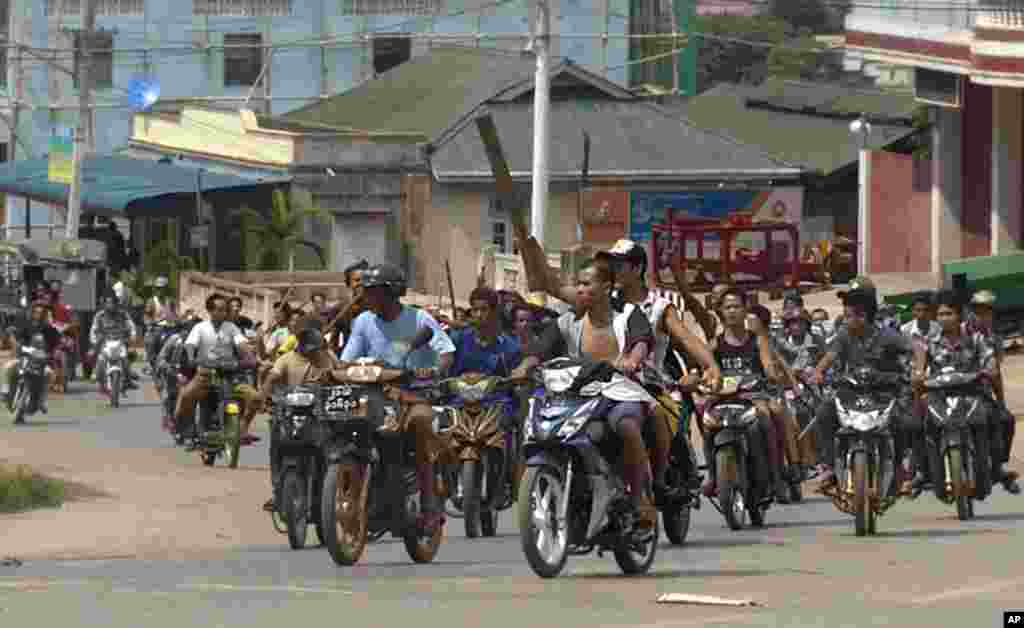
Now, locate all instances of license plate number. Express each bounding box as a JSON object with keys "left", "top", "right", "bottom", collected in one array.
[{"left": 325, "top": 386, "right": 359, "bottom": 413}]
